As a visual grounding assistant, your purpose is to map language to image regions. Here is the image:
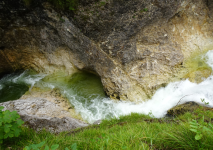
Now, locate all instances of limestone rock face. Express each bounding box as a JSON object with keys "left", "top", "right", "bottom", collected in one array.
[
  {"left": 0, "top": 98, "right": 88, "bottom": 133},
  {"left": 21, "top": 87, "right": 84, "bottom": 121},
  {"left": 0, "top": 0, "right": 213, "bottom": 101}
]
